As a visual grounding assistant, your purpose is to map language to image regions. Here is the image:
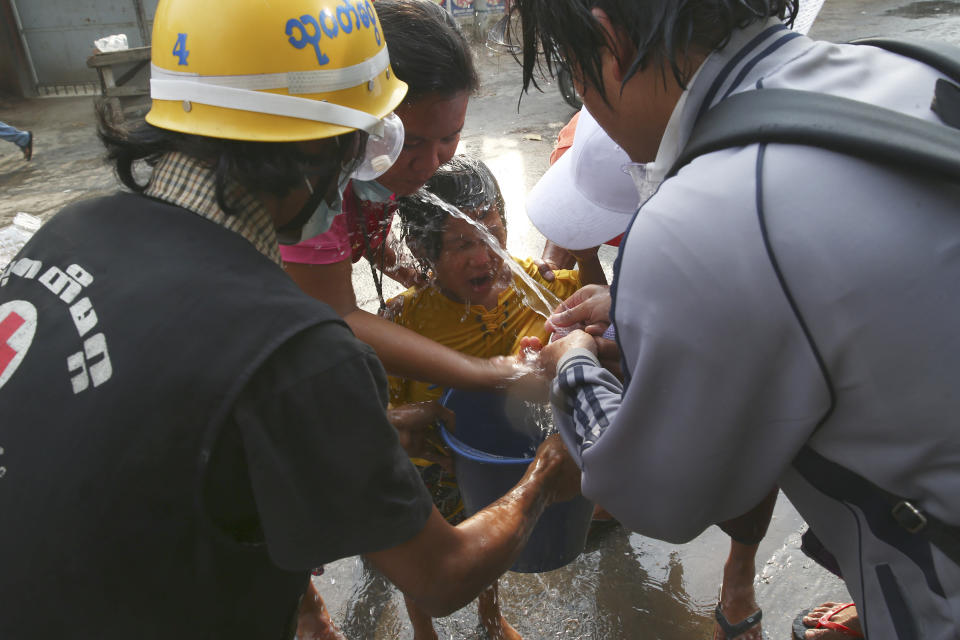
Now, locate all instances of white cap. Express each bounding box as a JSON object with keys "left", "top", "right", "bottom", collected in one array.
[{"left": 525, "top": 108, "right": 639, "bottom": 250}]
